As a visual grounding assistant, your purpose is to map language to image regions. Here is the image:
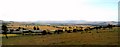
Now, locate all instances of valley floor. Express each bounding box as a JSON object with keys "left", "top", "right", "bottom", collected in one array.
[{"left": 1, "top": 27, "right": 120, "bottom": 45}]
